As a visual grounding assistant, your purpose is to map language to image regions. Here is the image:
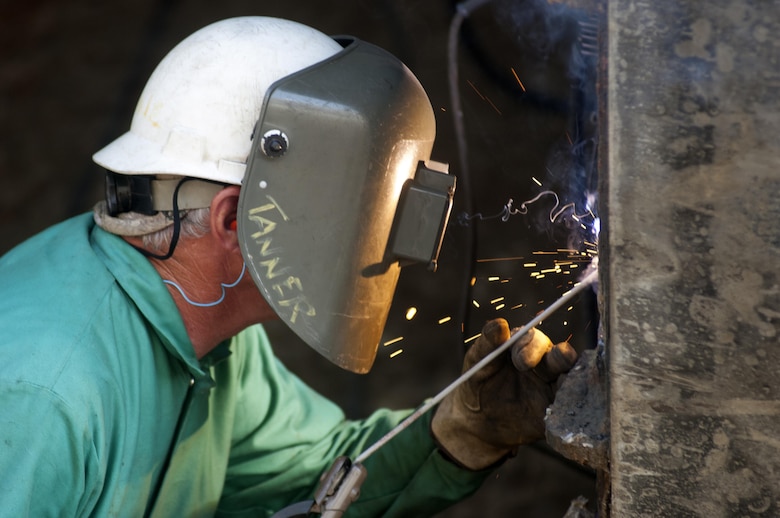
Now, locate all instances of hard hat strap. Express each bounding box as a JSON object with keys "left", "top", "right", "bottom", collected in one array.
[
  {"left": 133, "top": 177, "right": 190, "bottom": 261},
  {"left": 151, "top": 178, "right": 226, "bottom": 211},
  {"left": 105, "top": 171, "right": 226, "bottom": 216}
]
